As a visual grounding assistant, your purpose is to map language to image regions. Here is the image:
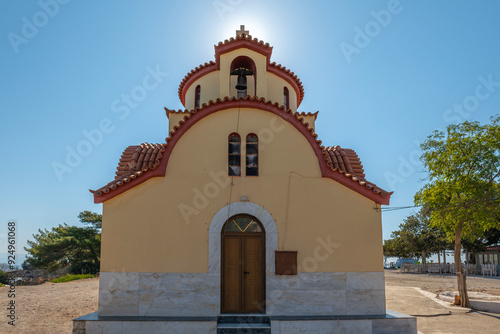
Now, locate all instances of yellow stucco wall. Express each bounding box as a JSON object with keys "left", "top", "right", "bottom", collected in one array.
[
  {"left": 184, "top": 71, "right": 220, "bottom": 111},
  {"left": 100, "top": 108, "right": 383, "bottom": 273},
  {"left": 167, "top": 111, "right": 189, "bottom": 134},
  {"left": 299, "top": 115, "right": 316, "bottom": 131},
  {"left": 267, "top": 73, "right": 297, "bottom": 111}
]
